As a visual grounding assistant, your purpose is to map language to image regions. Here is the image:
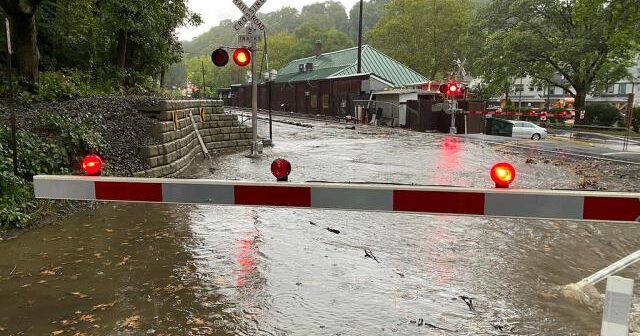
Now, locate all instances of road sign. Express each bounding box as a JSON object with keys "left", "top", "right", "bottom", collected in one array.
[
  {"left": 232, "top": 0, "right": 266, "bottom": 31},
  {"left": 239, "top": 34, "right": 261, "bottom": 44},
  {"left": 540, "top": 113, "right": 547, "bottom": 121},
  {"left": 580, "top": 110, "right": 586, "bottom": 120}
]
